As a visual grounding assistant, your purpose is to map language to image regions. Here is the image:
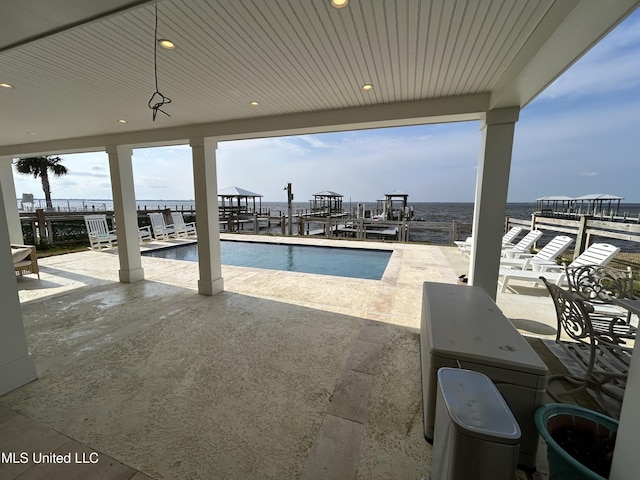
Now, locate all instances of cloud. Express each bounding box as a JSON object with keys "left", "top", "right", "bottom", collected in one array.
[
  {"left": 580, "top": 171, "right": 601, "bottom": 177},
  {"left": 537, "top": 10, "right": 640, "bottom": 102}
]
